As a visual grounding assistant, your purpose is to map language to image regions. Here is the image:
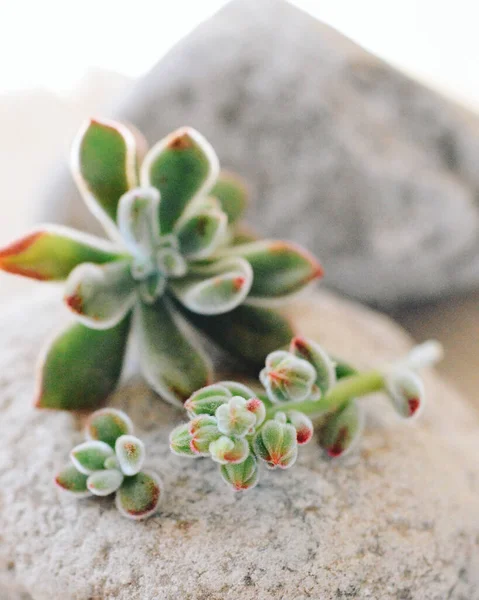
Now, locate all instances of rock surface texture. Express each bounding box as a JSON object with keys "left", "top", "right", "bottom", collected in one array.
[
  {"left": 1, "top": 288, "right": 479, "bottom": 600},
  {"left": 40, "top": 0, "right": 479, "bottom": 306}
]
